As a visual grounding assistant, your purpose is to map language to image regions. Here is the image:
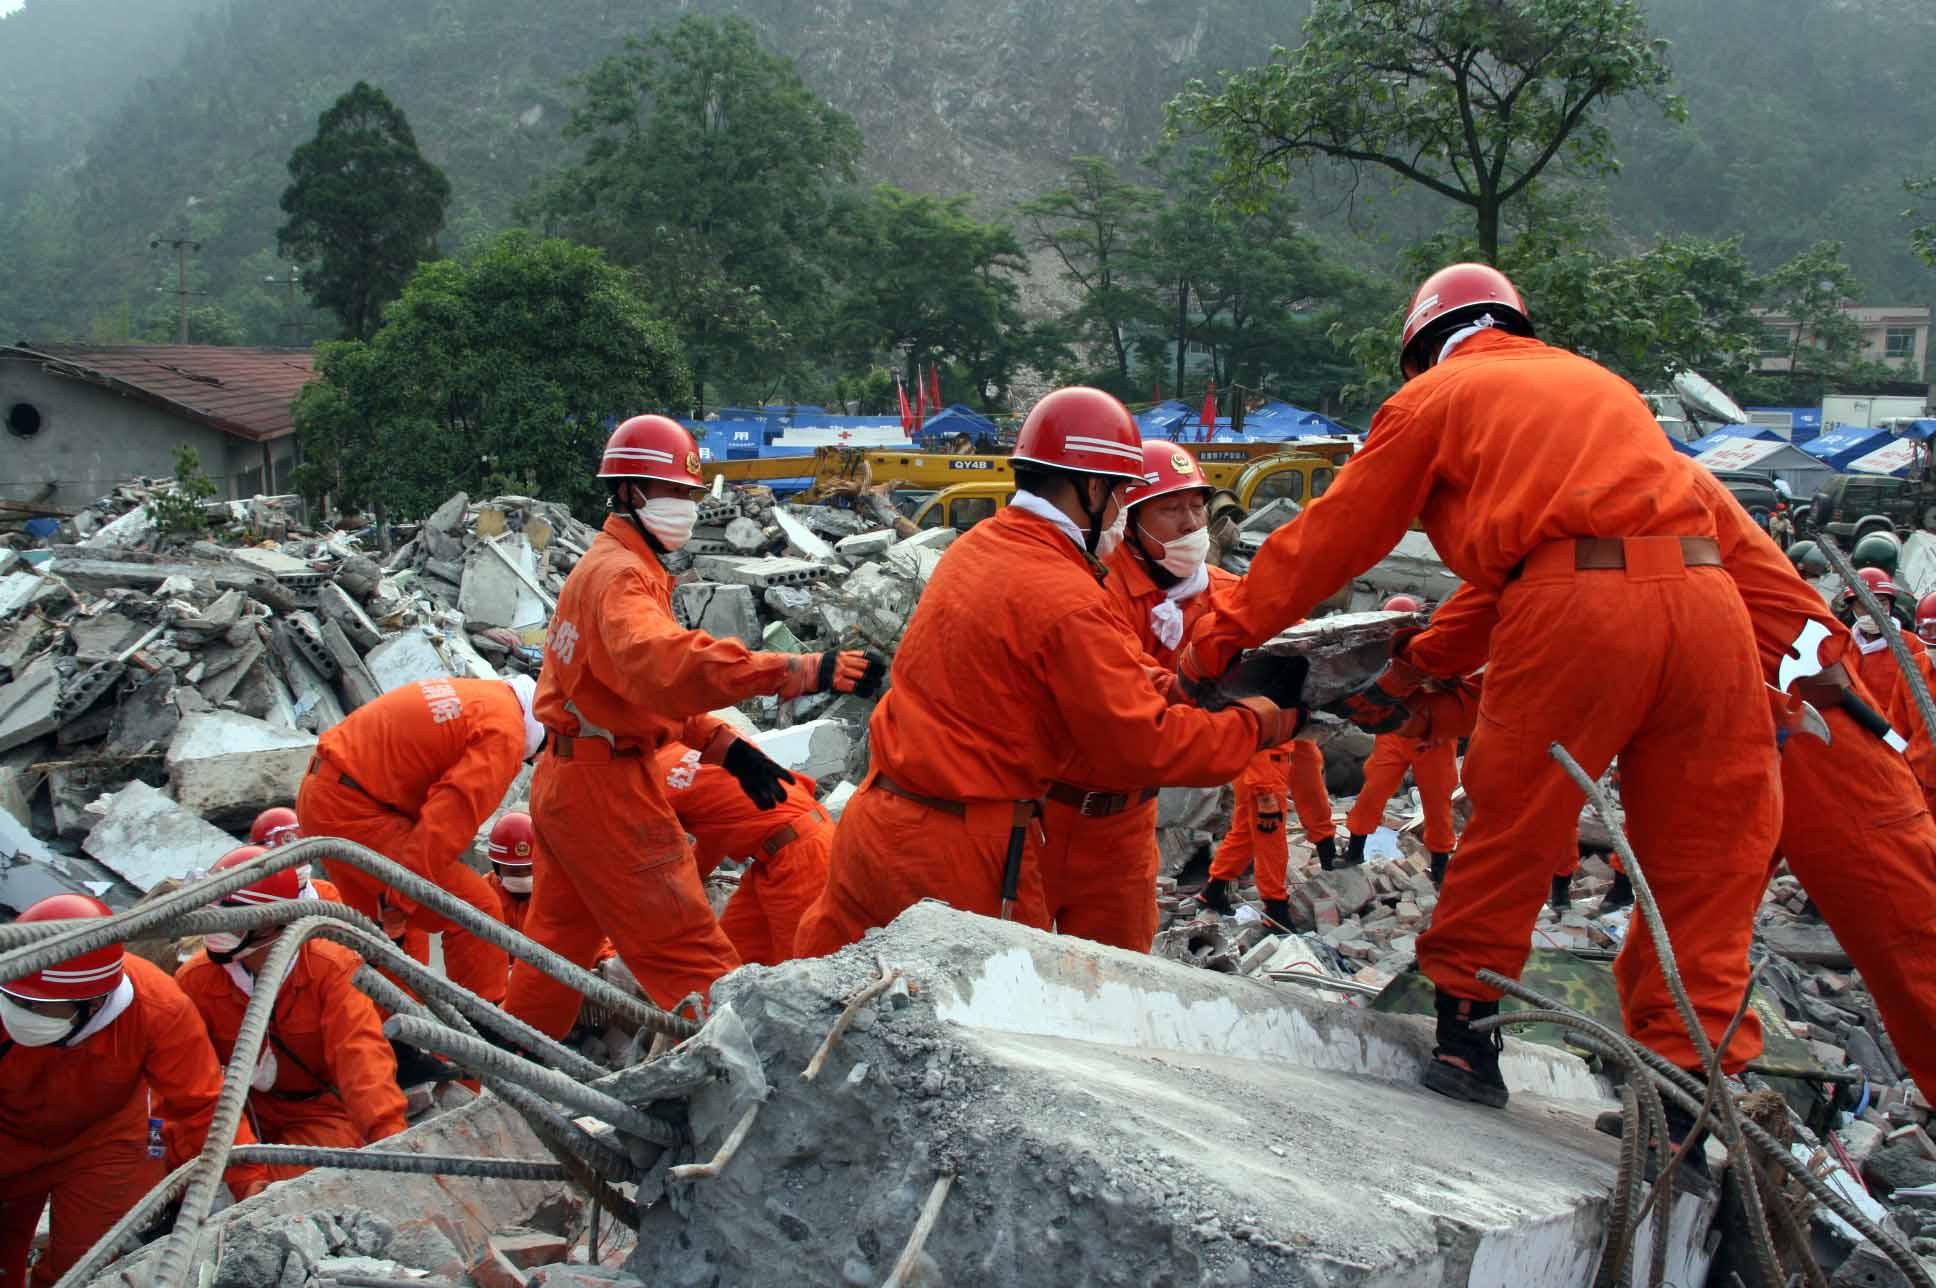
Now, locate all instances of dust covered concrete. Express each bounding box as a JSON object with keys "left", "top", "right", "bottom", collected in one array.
[{"left": 628, "top": 902, "right": 1716, "bottom": 1288}]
